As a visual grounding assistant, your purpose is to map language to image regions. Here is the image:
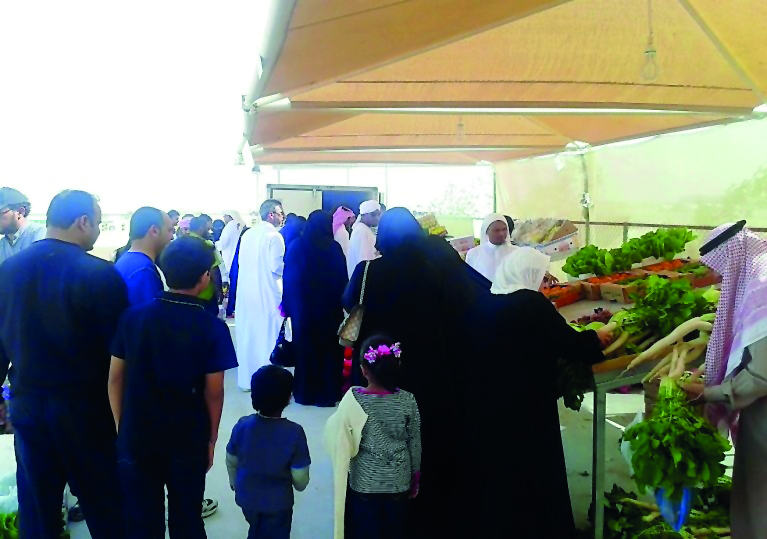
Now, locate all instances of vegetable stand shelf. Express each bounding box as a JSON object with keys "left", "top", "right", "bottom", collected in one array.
[{"left": 558, "top": 301, "right": 702, "bottom": 539}]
